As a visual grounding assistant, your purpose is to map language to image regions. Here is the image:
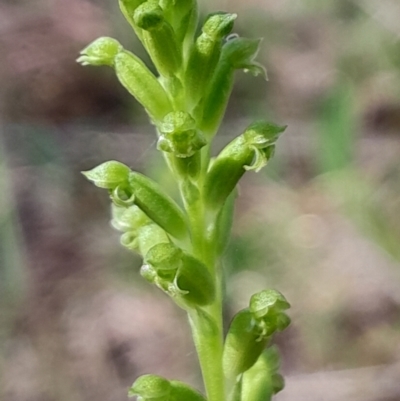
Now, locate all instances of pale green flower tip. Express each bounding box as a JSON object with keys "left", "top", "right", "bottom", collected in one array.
[
  {"left": 244, "top": 61, "right": 268, "bottom": 79},
  {"left": 140, "top": 264, "right": 157, "bottom": 283},
  {"left": 129, "top": 374, "right": 171, "bottom": 400},
  {"left": 202, "top": 12, "right": 237, "bottom": 39},
  {"left": 81, "top": 160, "right": 131, "bottom": 189},
  {"left": 134, "top": 2, "right": 164, "bottom": 30},
  {"left": 120, "top": 231, "right": 139, "bottom": 251},
  {"left": 242, "top": 120, "right": 285, "bottom": 171},
  {"left": 223, "top": 37, "right": 264, "bottom": 70},
  {"left": 243, "top": 121, "right": 287, "bottom": 147},
  {"left": 111, "top": 204, "right": 150, "bottom": 233},
  {"left": 110, "top": 185, "right": 136, "bottom": 207},
  {"left": 244, "top": 146, "right": 275, "bottom": 173},
  {"left": 249, "top": 289, "right": 290, "bottom": 320},
  {"left": 77, "top": 37, "right": 122, "bottom": 67}
]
